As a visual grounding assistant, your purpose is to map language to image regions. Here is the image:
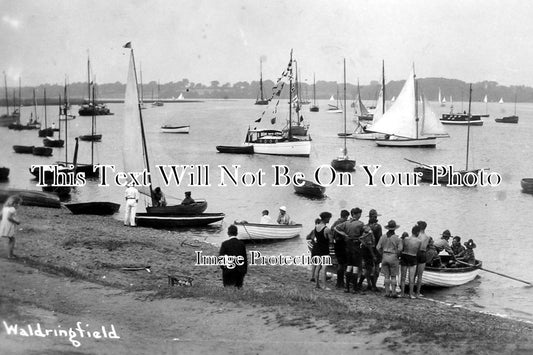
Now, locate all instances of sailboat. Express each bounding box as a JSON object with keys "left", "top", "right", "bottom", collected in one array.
[
  {"left": 0, "top": 72, "right": 20, "bottom": 127},
  {"left": 9, "top": 78, "right": 26, "bottom": 131},
  {"left": 243, "top": 50, "right": 311, "bottom": 157},
  {"left": 310, "top": 73, "right": 319, "bottom": 112},
  {"left": 410, "top": 84, "right": 483, "bottom": 185},
  {"left": 43, "top": 94, "right": 65, "bottom": 148},
  {"left": 369, "top": 66, "right": 449, "bottom": 148},
  {"left": 79, "top": 56, "right": 113, "bottom": 116},
  {"left": 495, "top": 93, "right": 518, "bottom": 123},
  {"left": 255, "top": 58, "right": 269, "bottom": 105},
  {"left": 286, "top": 60, "right": 309, "bottom": 136},
  {"left": 122, "top": 43, "right": 222, "bottom": 227},
  {"left": 439, "top": 88, "right": 445, "bottom": 107},
  {"left": 350, "top": 60, "right": 387, "bottom": 140},
  {"left": 152, "top": 81, "right": 164, "bottom": 106},
  {"left": 355, "top": 80, "right": 373, "bottom": 121},
  {"left": 498, "top": 97, "right": 504, "bottom": 104},
  {"left": 79, "top": 85, "right": 102, "bottom": 142},
  {"left": 59, "top": 79, "right": 76, "bottom": 121},
  {"left": 331, "top": 59, "right": 355, "bottom": 172},
  {"left": 327, "top": 88, "right": 342, "bottom": 113}
]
